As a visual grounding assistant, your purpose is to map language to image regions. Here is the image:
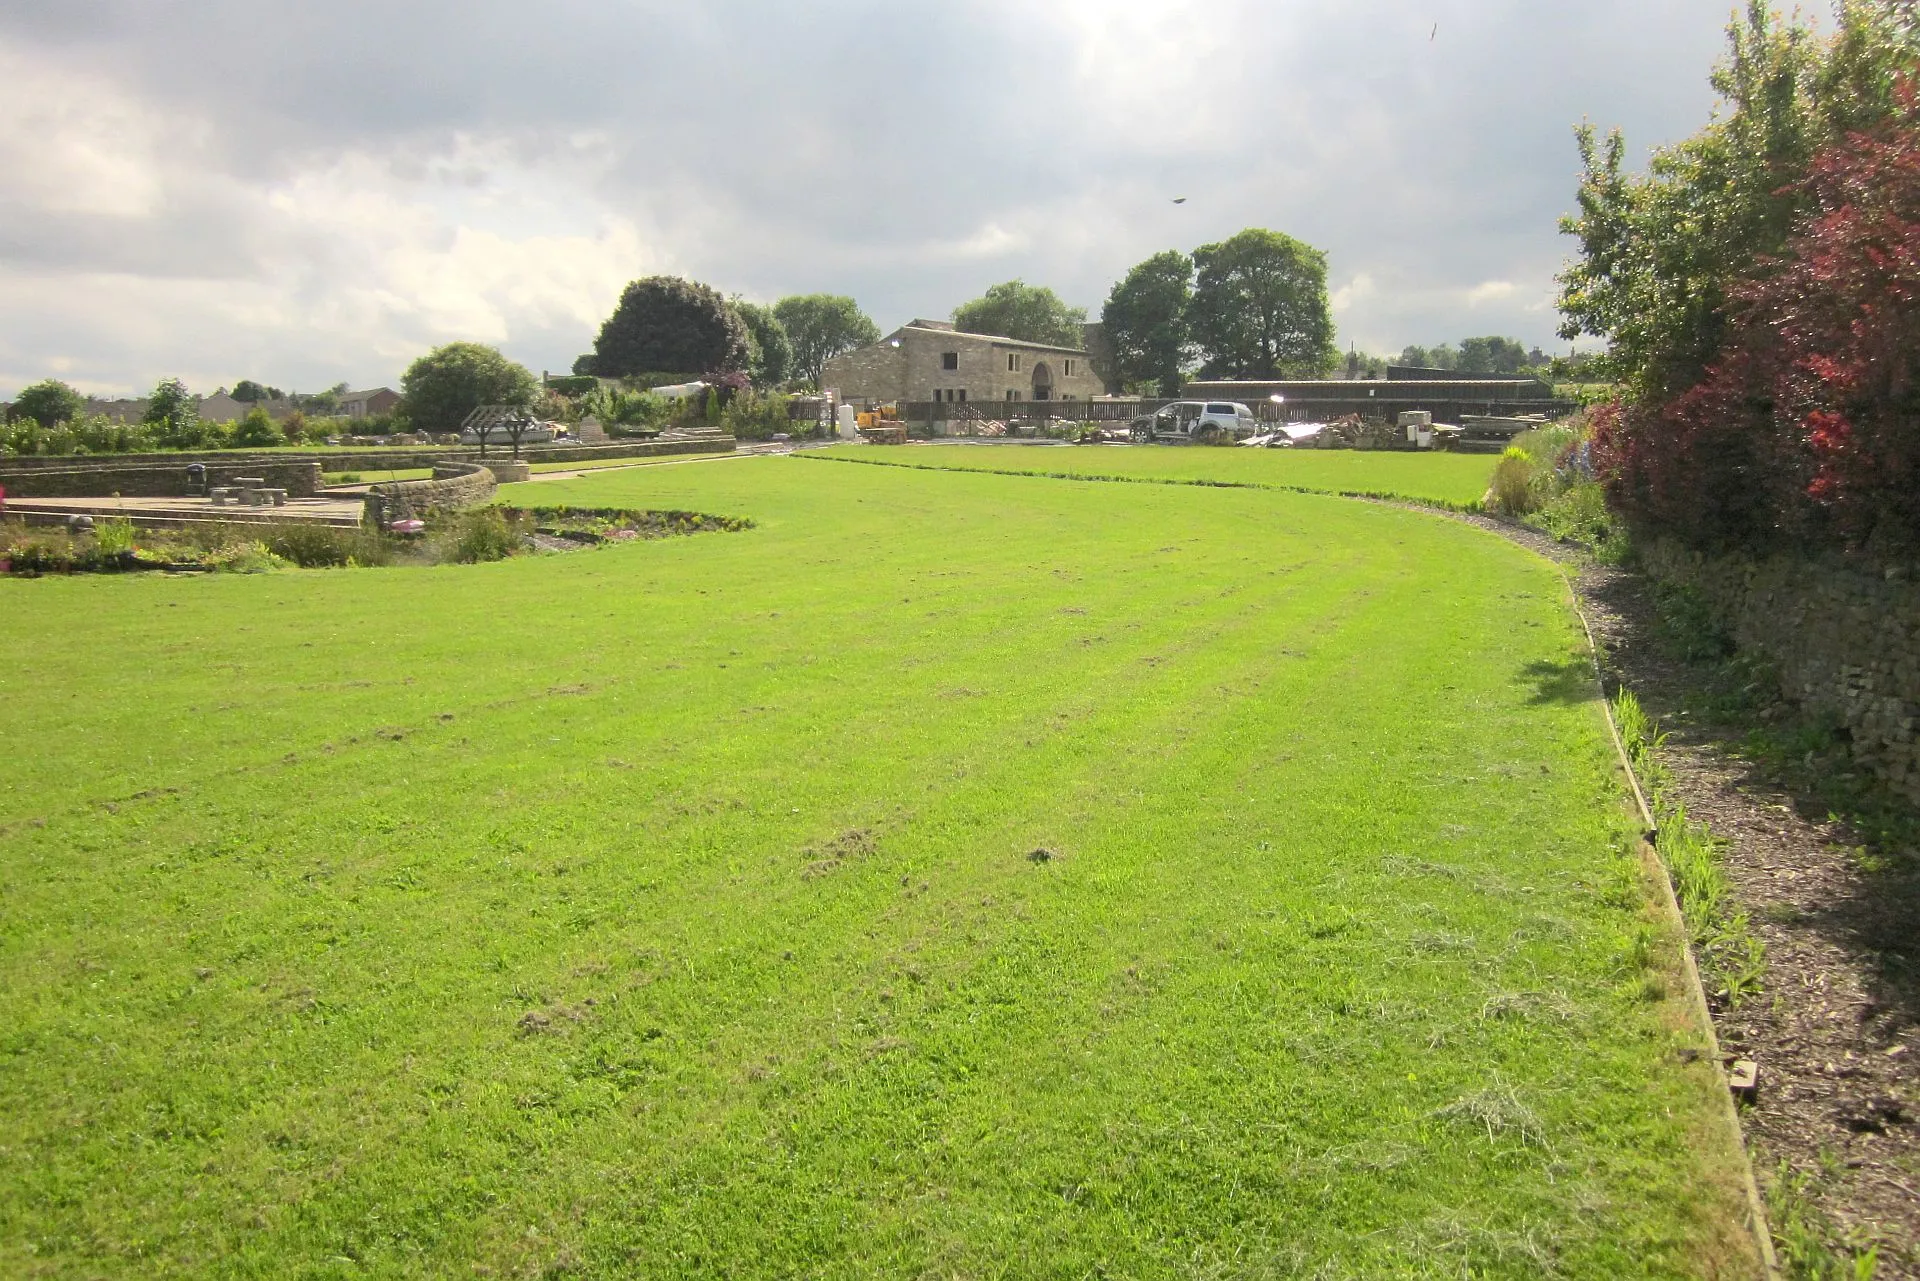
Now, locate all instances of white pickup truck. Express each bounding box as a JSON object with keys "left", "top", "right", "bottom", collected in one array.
[{"left": 1130, "top": 400, "right": 1259, "bottom": 443}]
